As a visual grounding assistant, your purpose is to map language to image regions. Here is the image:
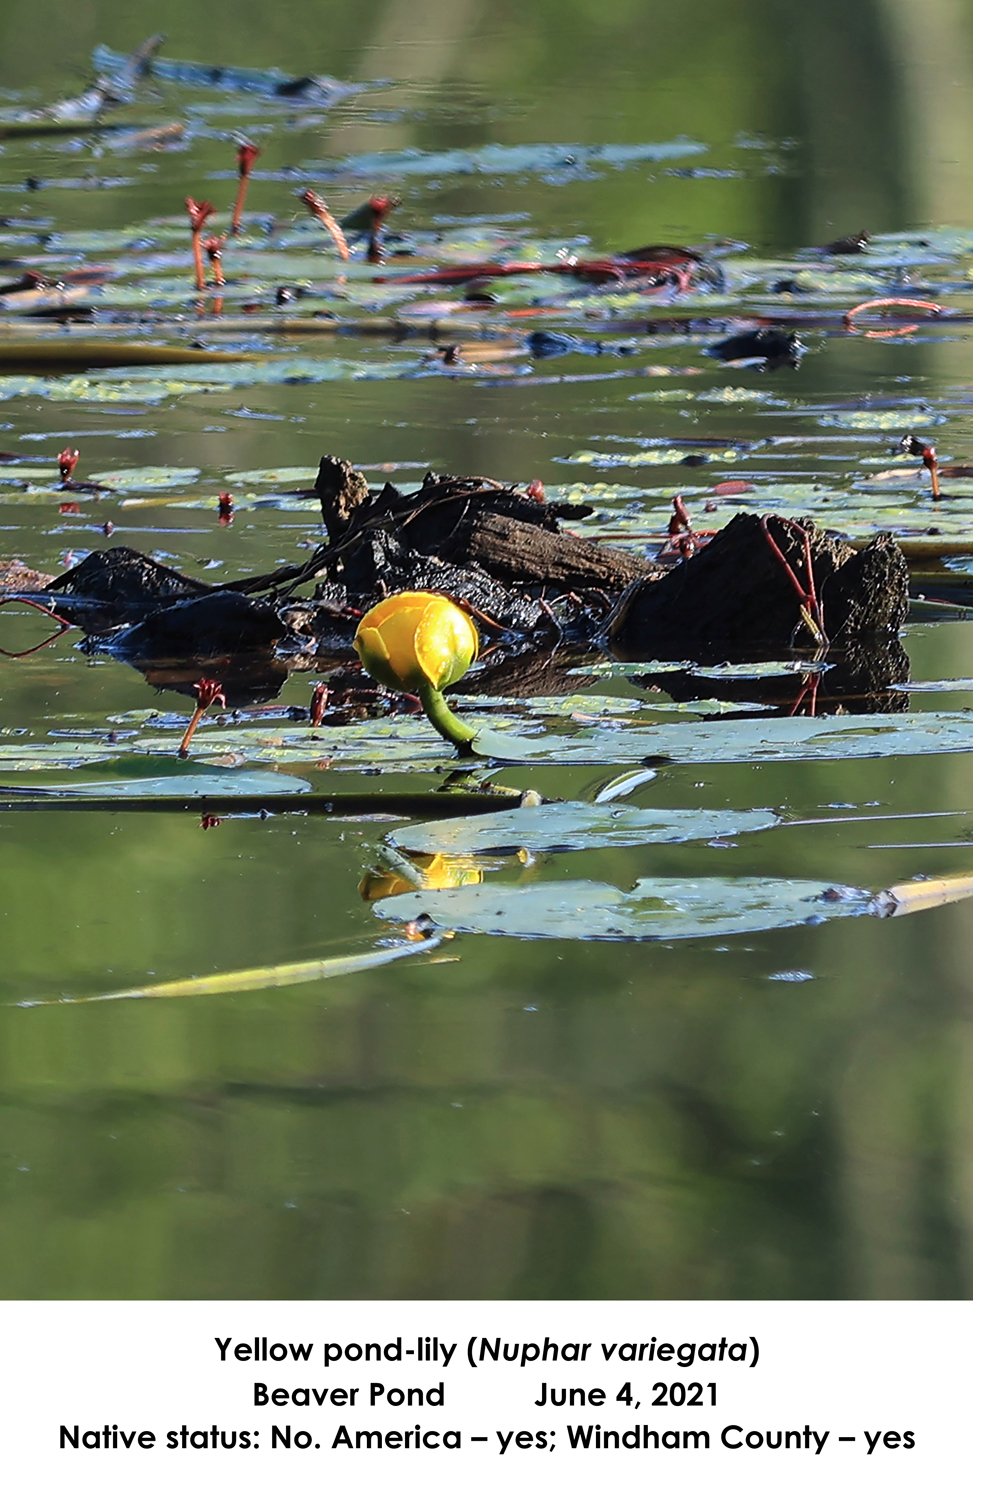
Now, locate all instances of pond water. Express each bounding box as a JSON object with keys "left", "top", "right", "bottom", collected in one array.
[{"left": 0, "top": 0, "right": 971, "bottom": 1299}]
